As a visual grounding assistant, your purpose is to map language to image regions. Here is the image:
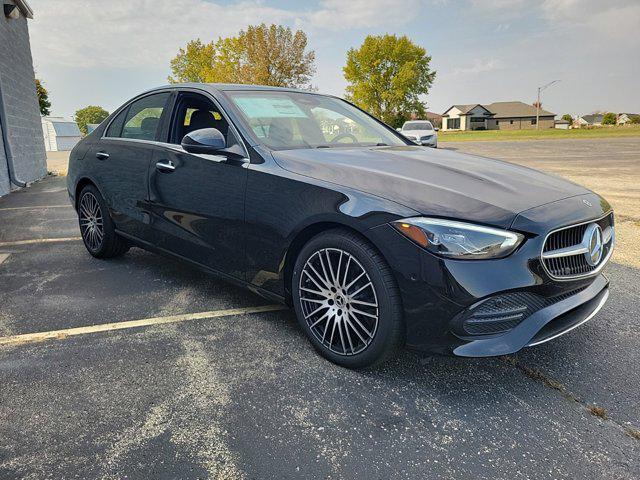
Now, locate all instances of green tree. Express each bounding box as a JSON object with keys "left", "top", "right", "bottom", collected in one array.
[
  {"left": 168, "top": 39, "right": 220, "bottom": 83},
  {"left": 602, "top": 112, "right": 617, "bottom": 125},
  {"left": 562, "top": 114, "right": 573, "bottom": 123},
  {"left": 630, "top": 115, "right": 640, "bottom": 124},
  {"left": 35, "top": 78, "right": 51, "bottom": 116},
  {"left": 343, "top": 34, "right": 436, "bottom": 127},
  {"left": 74, "top": 106, "right": 109, "bottom": 135},
  {"left": 168, "top": 24, "right": 315, "bottom": 89}
]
